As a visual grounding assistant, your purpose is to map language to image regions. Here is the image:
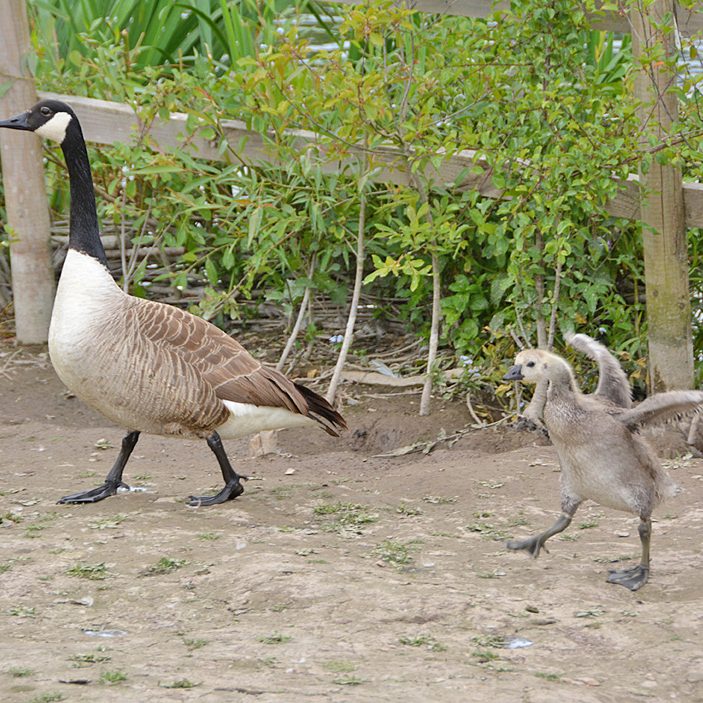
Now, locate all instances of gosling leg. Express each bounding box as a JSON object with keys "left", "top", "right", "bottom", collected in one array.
[
  {"left": 58, "top": 431, "right": 140, "bottom": 504},
  {"left": 506, "top": 509, "right": 576, "bottom": 558},
  {"left": 607, "top": 518, "right": 651, "bottom": 591},
  {"left": 187, "top": 431, "right": 245, "bottom": 507}
]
